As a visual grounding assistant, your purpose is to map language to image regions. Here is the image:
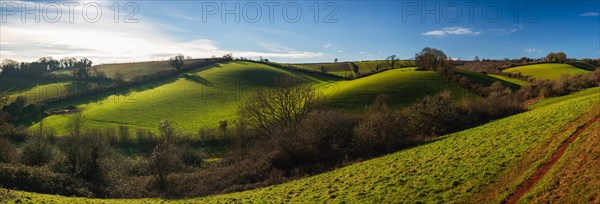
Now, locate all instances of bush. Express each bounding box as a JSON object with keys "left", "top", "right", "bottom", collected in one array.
[
  {"left": 182, "top": 146, "right": 203, "bottom": 167},
  {"left": 136, "top": 128, "right": 157, "bottom": 151},
  {"left": 118, "top": 125, "right": 131, "bottom": 146},
  {"left": 0, "top": 164, "right": 93, "bottom": 197},
  {"left": 403, "top": 91, "right": 463, "bottom": 137},
  {"left": 353, "top": 95, "right": 406, "bottom": 155},
  {"left": 297, "top": 110, "right": 359, "bottom": 162},
  {"left": 57, "top": 130, "right": 110, "bottom": 181},
  {"left": 458, "top": 92, "right": 525, "bottom": 124},
  {"left": 0, "top": 137, "right": 19, "bottom": 163},
  {"left": 21, "top": 135, "right": 54, "bottom": 166},
  {"left": 148, "top": 141, "right": 183, "bottom": 189}
]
